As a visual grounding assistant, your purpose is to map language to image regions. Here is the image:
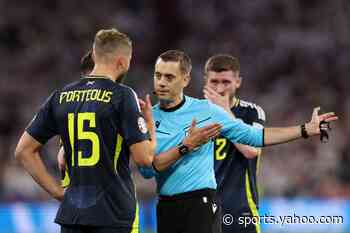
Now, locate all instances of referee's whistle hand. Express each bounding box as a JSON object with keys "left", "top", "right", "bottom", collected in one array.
[{"left": 183, "top": 120, "right": 222, "bottom": 151}]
